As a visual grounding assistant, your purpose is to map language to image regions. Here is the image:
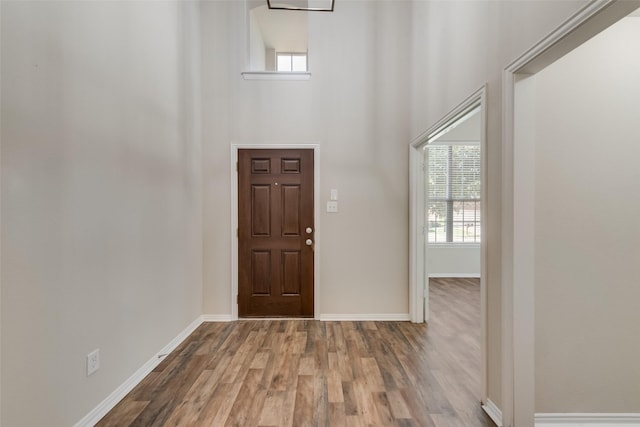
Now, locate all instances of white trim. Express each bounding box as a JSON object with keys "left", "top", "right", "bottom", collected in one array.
[
  {"left": 231, "top": 147, "right": 239, "bottom": 321},
  {"left": 502, "top": 65, "right": 516, "bottom": 427},
  {"left": 74, "top": 317, "right": 203, "bottom": 427},
  {"left": 237, "top": 317, "right": 312, "bottom": 321},
  {"left": 409, "top": 84, "right": 488, "bottom": 404},
  {"left": 409, "top": 141, "right": 425, "bottom": 323},
  {"left": 478, "top": 86, "right": 489, "bottom": 408},
  {"left": 507, "top": 0, "right": 634, "bottom": 75},
  {"left": 502, "top": 2, "right": 639, "bottom": 426},
  {"left": 409, "top": 143, "right": 425, "bottom": 323},
  {"left": 430, "top": 139, "right": 481, "bottom": 146},
  {"left": 201, "top": 314, "right": 234, "bottom": 322},
  {"left": 231, "top": 144, "right": 321, "bottom": 321},
  {"left": 513, "top": 72, "right": 538, "bottom": 427},
  {"left": 429, "top": 243, "right": 481, "bottom": 249},
  {"left": 428, "top": 273, "right": 481, "bottom": 278},
  {"left": 319, "top": 313, "right": 411, "bottom": 322},
  {"left": 241, "top": 71, "right": 311, "bottom": 81},
  {"left": 483, "top": 399, "right": 504, "bottom": 427},
  {"left": 535, "top": 413, "right": 640, "bottom": 426},
  {"left": 410, "top": 86, "right": 486, "bottom": 146}
]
